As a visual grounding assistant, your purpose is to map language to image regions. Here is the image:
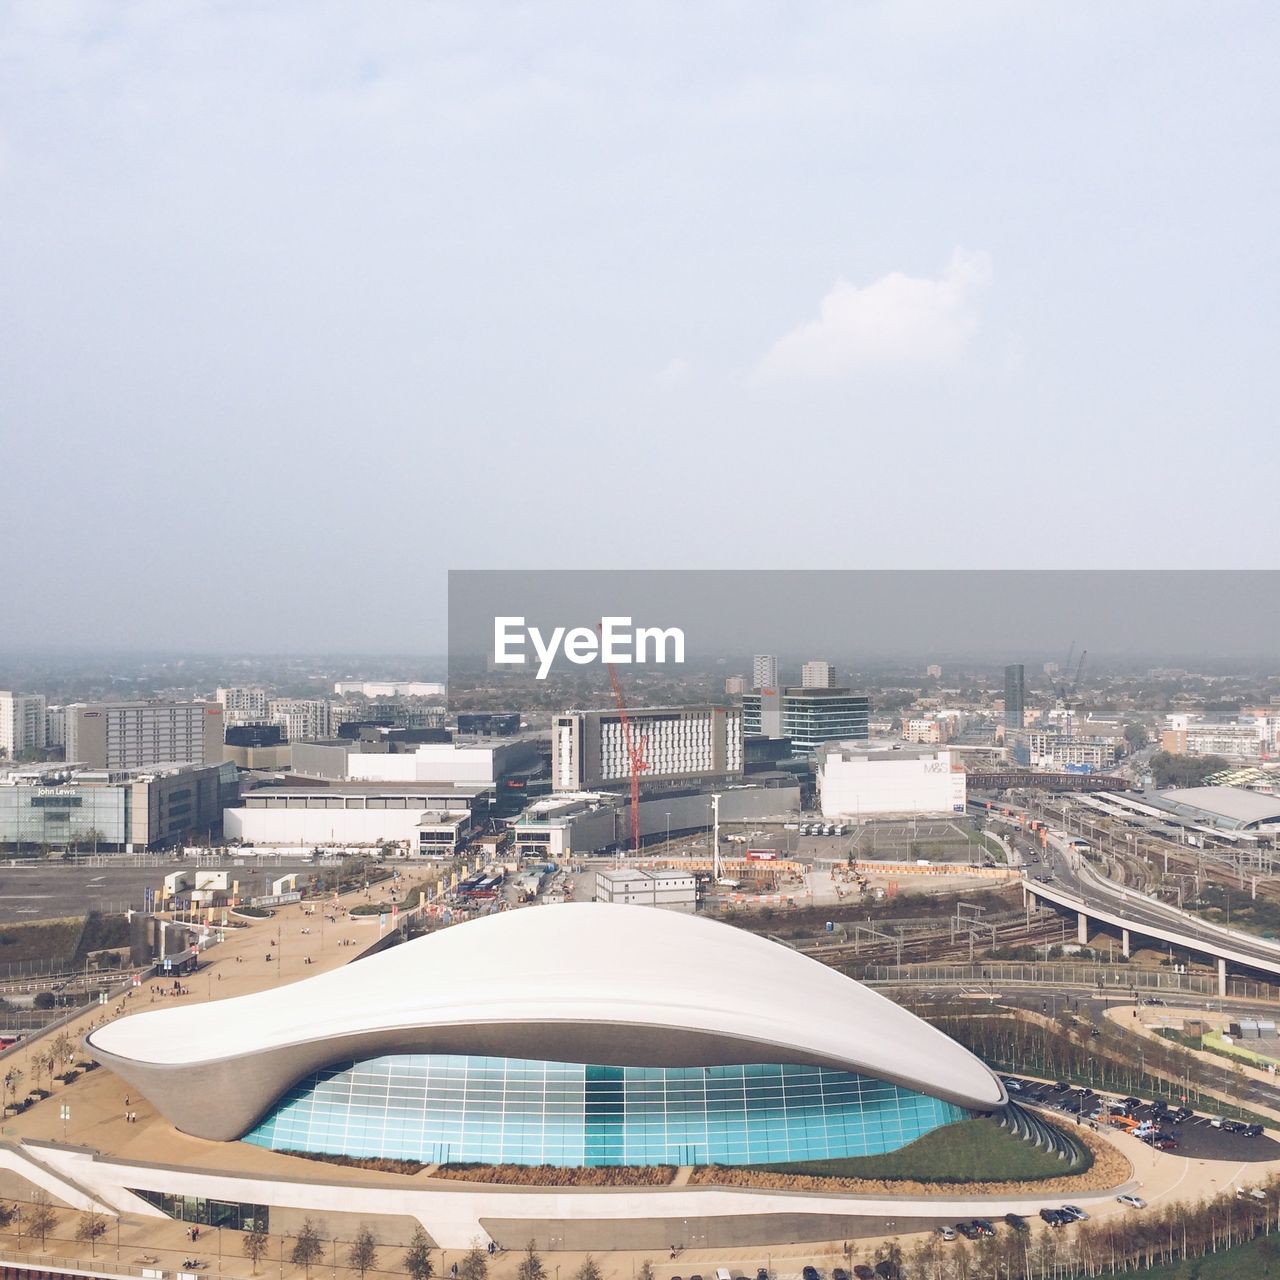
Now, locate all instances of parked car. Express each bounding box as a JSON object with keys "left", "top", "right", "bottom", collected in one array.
[
  {"left": 955, "top": 1222, "right": 980, "bottom": 1239},
  {"left": 1039, "top": 1209, "right": 1065, "bottom": 1227},
  {"left": 1052, "top": 1081, "right": 1070, "bottom": 1092},
  {"left": 1122, "top": 1097, "right": 1142, "bottom": 1111},
  {"left": 757, "top": 1269, "right": 770, "bottom": 1280},
  {"left": 971, "top": 1219, "right": 995, "bottom": 1236},
  {"left": 1154, "top": 1136, "right": 1179, "bottom": 1151},
  {"left": 1171, "top": 1107, "right": 1194, "bottom": 1124},
  {"left": 831, "top": 1270, "right": 848, "bottom": 1280},
  {"left": 853, "top": 1269, "right": 875, "bottom": 1280},
  {"left": 1245, "top": 1123, "right": 1265, "bottom": 1138},
  {"left": 1222, "top": 1120, "right": 1247, "bottom": 1134},
  {"left": 936, "top": 1227, "right": 956, "bottom": 1241},
  {"left": 1060, "top": 1205, "right": 1089, "bottom": 1222},
  {"left": 802, "top": 1268, "right": 820, "bottom": 1280},
  {"left": 1004, "top": 1213, "right": 1028, "bottom": 1231},
  {"left": 1117, "top": 1194, "right": 1147, "bottom": 1209}
]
